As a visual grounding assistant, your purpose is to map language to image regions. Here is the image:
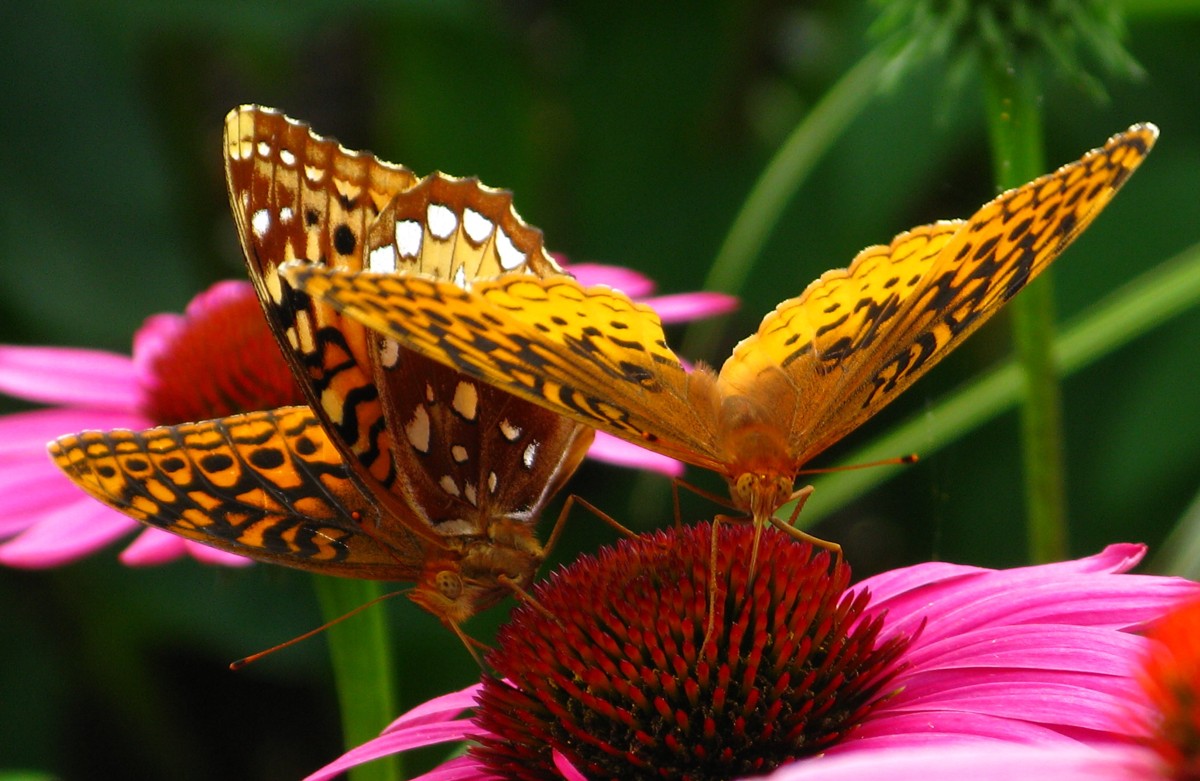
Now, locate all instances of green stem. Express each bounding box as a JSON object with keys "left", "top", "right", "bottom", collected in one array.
[
  {"left": 314, "top": 576, "right": 401, "bottom": 781},
  {"left": 796, "top": 241, "right": 1200, "bottom": 523},
  {"left": 982, "top": 60, "right": 1068, "bottom": 563},
  {"left": 679, "top": 46, "right": 888, "bottom": 360}
]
